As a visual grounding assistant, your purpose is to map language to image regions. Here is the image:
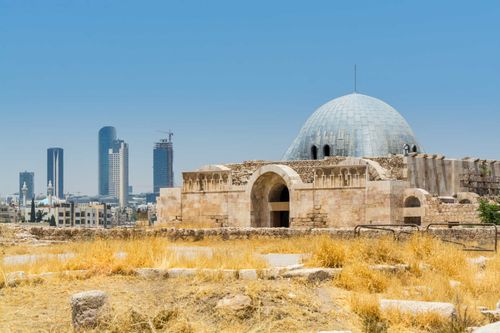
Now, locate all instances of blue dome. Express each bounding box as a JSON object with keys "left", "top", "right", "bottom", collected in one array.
[{"left": 283, "top": 93, "right": 420, "bottom": 160}]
